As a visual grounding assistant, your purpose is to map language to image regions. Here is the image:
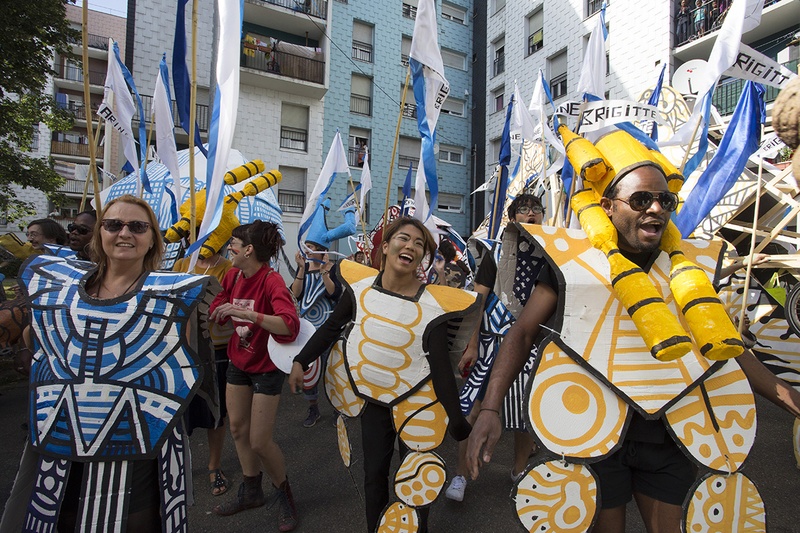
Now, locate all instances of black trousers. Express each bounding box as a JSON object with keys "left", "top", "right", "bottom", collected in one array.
[{"left": 361, "top": 402, "right": 429, "bottom": 533}]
